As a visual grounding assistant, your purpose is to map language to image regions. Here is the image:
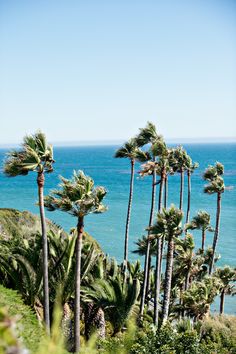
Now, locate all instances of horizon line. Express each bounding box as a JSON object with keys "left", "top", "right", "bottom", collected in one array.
[{"left": 0, "top": 136, "right": 236, "bottom": 148}]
